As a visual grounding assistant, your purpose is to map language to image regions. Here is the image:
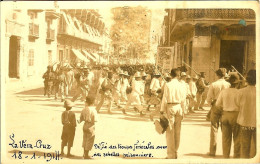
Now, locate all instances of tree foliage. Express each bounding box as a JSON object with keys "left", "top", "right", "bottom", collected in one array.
[{"left": 110, "top": 6, "right": 152, "bottom": 61}]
